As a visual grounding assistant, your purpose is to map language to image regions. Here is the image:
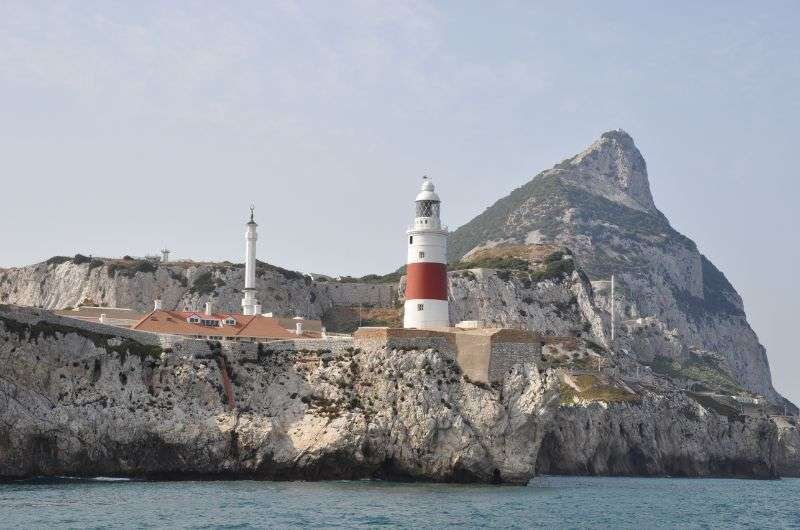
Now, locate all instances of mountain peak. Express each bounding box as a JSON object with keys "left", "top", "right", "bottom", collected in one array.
[
  {"left": 557, "top": 130, "right": 656, "bottom": 212},
  {"left": 600, "top": 128, "right": 634, "bottom": 143}
]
